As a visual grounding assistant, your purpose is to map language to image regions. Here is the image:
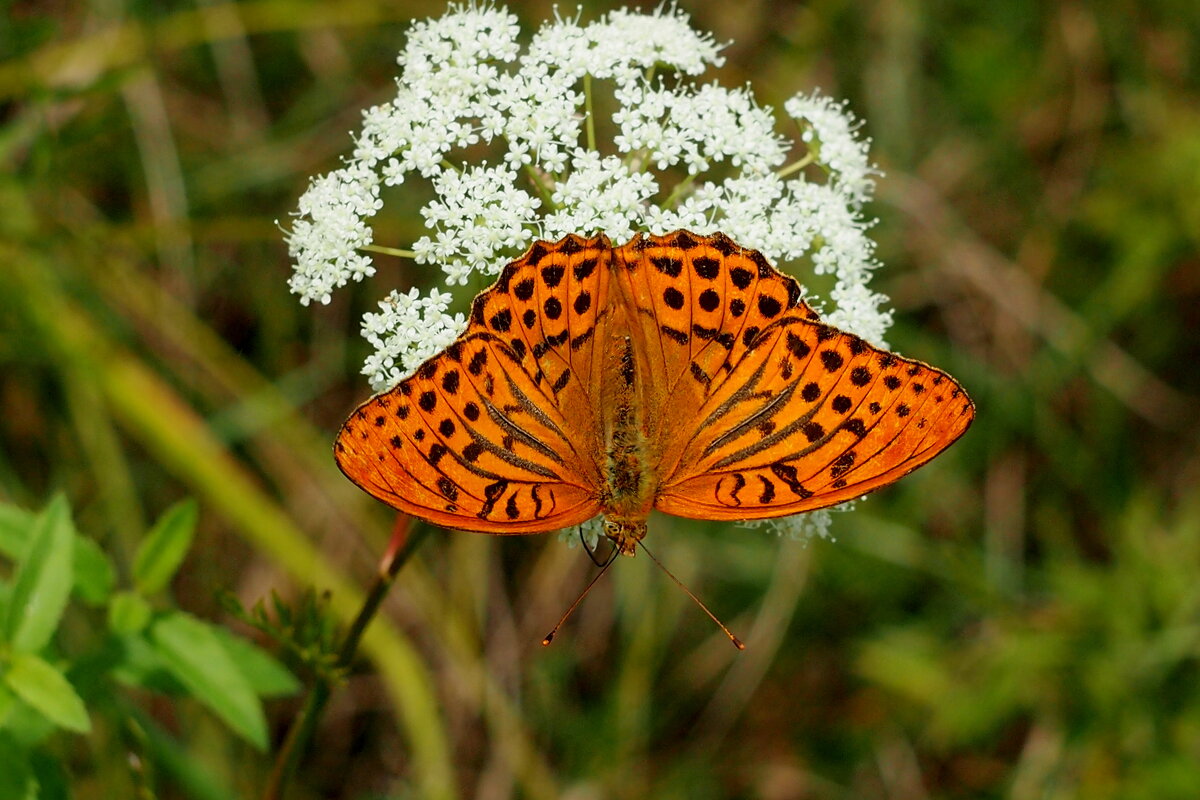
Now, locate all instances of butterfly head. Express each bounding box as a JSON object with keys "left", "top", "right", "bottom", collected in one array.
[{"left": 603, "top": 515, "right": 647, "bottom": 557}]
